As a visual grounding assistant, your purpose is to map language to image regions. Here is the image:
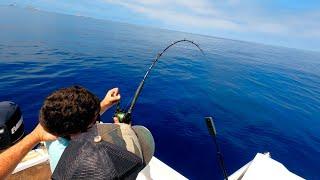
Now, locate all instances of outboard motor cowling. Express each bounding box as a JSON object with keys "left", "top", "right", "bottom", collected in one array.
[{"left": 0, "top": 101, "right": 25, "bottom": 150}]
